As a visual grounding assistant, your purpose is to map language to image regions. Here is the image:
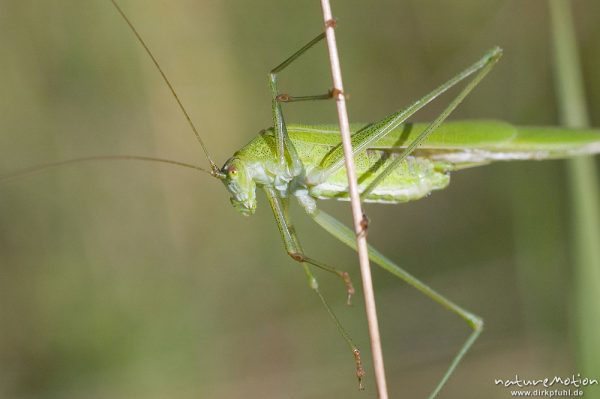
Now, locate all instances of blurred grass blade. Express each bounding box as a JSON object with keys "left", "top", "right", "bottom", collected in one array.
[{"left": 549, "top": 0, "right": 600, "bottom": 384}]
